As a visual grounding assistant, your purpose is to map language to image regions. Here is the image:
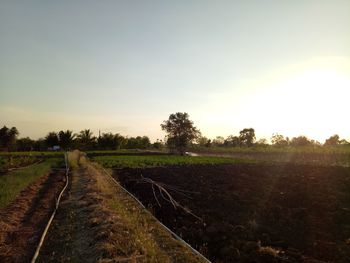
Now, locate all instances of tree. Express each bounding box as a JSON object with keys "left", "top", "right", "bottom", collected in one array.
[
  {"left": 33, "top": 138, "right": 47, "bottom": 151},
  {"left": 197, "top": 136, "right": 211, "bottom": 147},
  {"left": 239, "top": 128, "right": 255, "bottom": 147},
  {"left": 97, "top": 133, "right": 127, "bottom": 150},
  {"left": 16, "top": 137, "right": 35, "bottom": 151},
  {"left": 212, "top": 136, "right": 225, "bottom": 147},
  {"left": 125, "top": 136, "right": 151, "bottom": 149},
  {"left": 115, "top": 134, "right": 127, "bottom": 149},
  {"left": 339, "top": 139, "right": 349, "bottom": 145},
  {"left": 161, "top": 112, "right": 200, "bottom": 154},
  {"left": 45, "top": 132, "right": 59, "bottom": 148},
  {"left": 290, "top": 136, "right": 312, "bottom": 147},
  {"left": 271, "top": 133, "right": 289, "bottom": 147},
  {"left": 153, "top": 139, "right": 164, "bottom": 149},
  {"left": 58, "top": 130, "right": 75, "bottom": 150},
  {"left": 76, "top": 129, "right": 96, "bottom": 150},
  {"left": 324, "top": 134, "right": 340, "bottom": 146},
  {"left": 256, "top": 138, "right": 268, "bottom": 147},
  {"left": 224, "top": 135, "right": 240, "bottom": 147},
  {"left": 0, "top": 126, "right": 19, "bottom": 151}
]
